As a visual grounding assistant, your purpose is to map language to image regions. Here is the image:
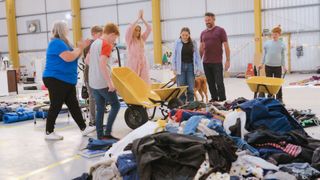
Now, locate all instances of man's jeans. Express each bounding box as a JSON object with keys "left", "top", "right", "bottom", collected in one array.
[{"left": 92, "top": 88, "right": 120, "bottom": 139}]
